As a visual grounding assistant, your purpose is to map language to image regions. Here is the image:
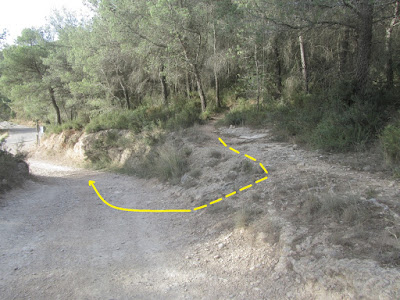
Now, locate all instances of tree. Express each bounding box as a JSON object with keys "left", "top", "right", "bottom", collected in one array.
[{"left": 0, "top": 28, "right": 62, "bottom": 124}]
